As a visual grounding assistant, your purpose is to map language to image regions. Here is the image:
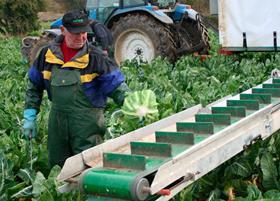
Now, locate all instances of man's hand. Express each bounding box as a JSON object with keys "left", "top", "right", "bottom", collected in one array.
[
  {"left": 109, "top": 83, "right": 131, "bottom": 106},
  {"left": 23, "top": 109, "right": 37, "bottom": 139},
  {"left": 102, "top": 49, "right": 109, "bottom": 56}
]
